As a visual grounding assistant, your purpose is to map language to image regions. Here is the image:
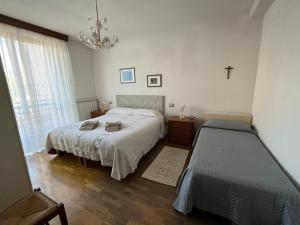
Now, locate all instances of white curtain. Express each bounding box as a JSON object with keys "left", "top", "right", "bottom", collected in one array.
[{"left": 0, "top": 24, "right": 78, "bottom": 154}]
